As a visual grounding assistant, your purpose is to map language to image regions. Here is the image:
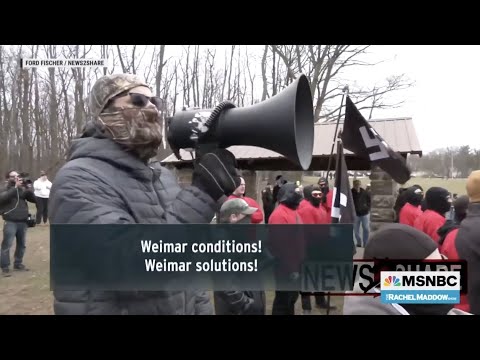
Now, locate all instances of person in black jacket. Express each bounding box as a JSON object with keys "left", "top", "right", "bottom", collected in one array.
[
  {"left": 0, "top": 170, "right": 37, "bottom": 276},
  {"left": 351, "top": 180, "right": 371, "bottom": 247},
  {"left": 437, "top": 195, "right": 469, "bottom": 246},
  {"left": 213, "top": 198, "right": 266, "bottom": 315},
  {"left": 261, "top": 183, "right": 275, "bottom": 224},
  {"left": 456, "top": 170, "right": 480, "bottom": 314},
  {"left": 272, "top": 175, "right": 287, "bottom": 205},
  {"left": 48, "top": 73, "right": 241, "bottom": 315}
]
